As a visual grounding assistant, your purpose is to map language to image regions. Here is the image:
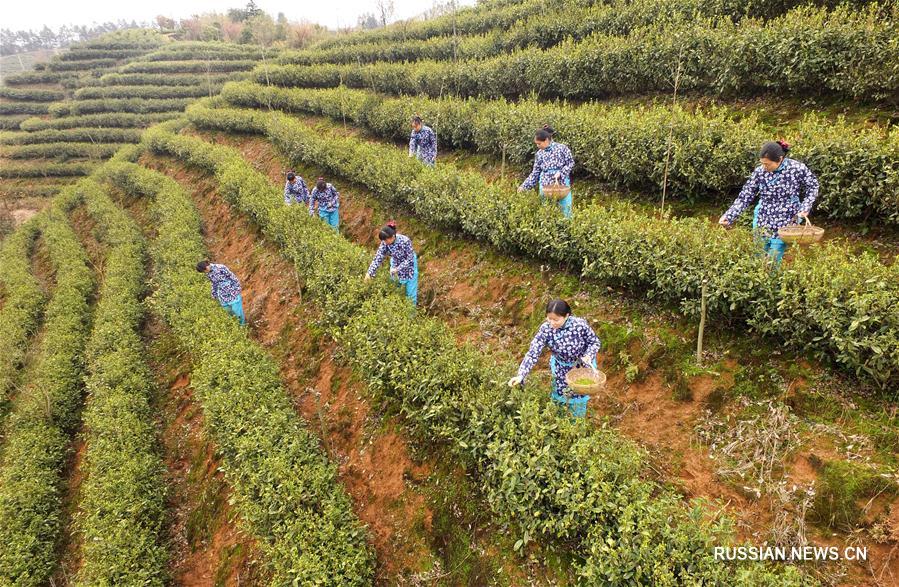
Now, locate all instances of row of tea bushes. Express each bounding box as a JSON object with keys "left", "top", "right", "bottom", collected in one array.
[
  {"left": 87, "top": 72, "right": 244, "bottom": 87},
  {"left": 0, "top": 87, "right": 65, "bottom": 101},
  {"left": 74, "top": 84, "right": 223, "bottom": 100},
  {"left": 185, "top": 104, "right": 899, "bottom": 390},
  {"left": 0, "top": 127, "right": 142, "bottom": 144},
  {"left": 1, "top": 161, "right": 97, "bottom": 177},
  {"left": 0, "top": 191, "right": 94, "bottom": 585},
  {"left": 72, "top": 178, "right": 168, "bottom": 585},
  {"left": 19, "top": 112, "right": 181, "bottom": 131},
  {"left": 49, "top": 98, "right": 192, "bottom": 117},
  {"left": 262, "top": 4, "right": 898, "bottom": 103},
  {"left": 103, "top": 159, "right": 375, "bottom": 585},
  {"left": 120, "top": 59, "right": 258, "bottom": 74},
  {"left": 1, "top": 142, "right": 127, "bottom": 160},
  {"left": 0, "top": 220, "right": 45, "bottom": 410},
  {"left": 219, "top": 81, "right": 899, "bottom": 222}
]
